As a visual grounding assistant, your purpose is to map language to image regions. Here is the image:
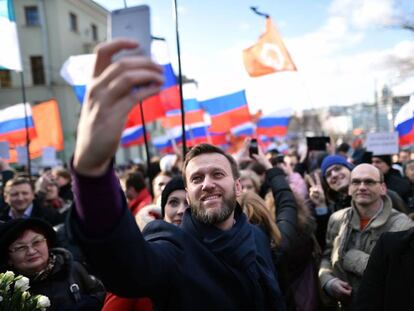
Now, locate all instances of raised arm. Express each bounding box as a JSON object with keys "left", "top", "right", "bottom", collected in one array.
[{"left": 72, "top": 39, "right": 164, "bottom": 236}]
